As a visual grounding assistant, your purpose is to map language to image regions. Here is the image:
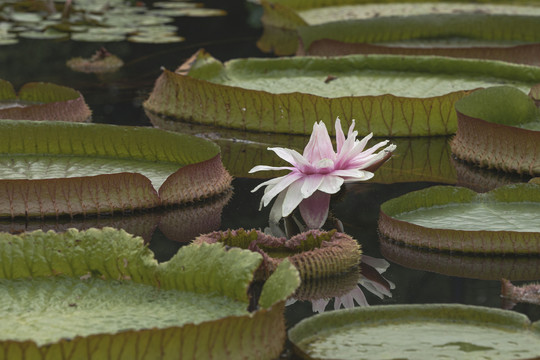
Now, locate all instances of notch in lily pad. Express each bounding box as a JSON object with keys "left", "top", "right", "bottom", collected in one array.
[
  {"left": 0, "top": 79, "right": 91, "bottom": 122},
  {"left": 0, "top": 120, "right": 232, "bottom": 218},
  {"left": 378, "top": 183, "right": 540, "bottom": 254},
  {"left": 0, "top": 227, "right": 300, "bottom": 359}
]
